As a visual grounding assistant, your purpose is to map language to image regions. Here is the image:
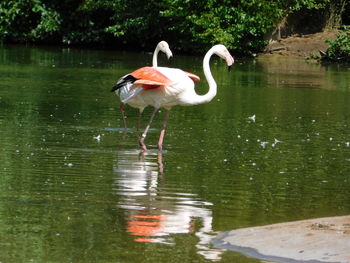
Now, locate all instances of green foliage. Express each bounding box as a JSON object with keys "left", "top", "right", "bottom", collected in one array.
[
  {"left": 0, "top": 0, "right": 61, "bottom": 42},
  {"left": 289, "top": 0, "right": 331, "bottom": 10},
  {"left": 0, "top": 0, "right": 342, "bottom": 56},
  {"left": 158, "top": 0, "right": 287, "bottom": 55},
  {"left": 325, "top": 28, "right": 350, "bottom": 62}
]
